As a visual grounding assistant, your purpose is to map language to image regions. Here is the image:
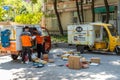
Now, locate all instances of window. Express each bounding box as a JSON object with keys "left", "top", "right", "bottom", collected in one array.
[
  {"left": 72, "top": 11, "right": 79, "bottom": 24},
  {"left": 73, "top": 17, "right": 78, "bottom": 24},
  {"left": 87, "top": 0, "right": 92, "bottom": 3},
  {"left": 83, "top": 0, "right": 92, "bottom": 4},
  {"left": 52, "top": 18, "right": 58, "bottom": 28},
  {"left": 101, "top": 14, "right": 107, "bottom": 22},
  {"left": 108, "top": 25, "right": 117, "bottom": 36},
  {"left": 99, "top": 12, "right": 115, "bottom": 22}
]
